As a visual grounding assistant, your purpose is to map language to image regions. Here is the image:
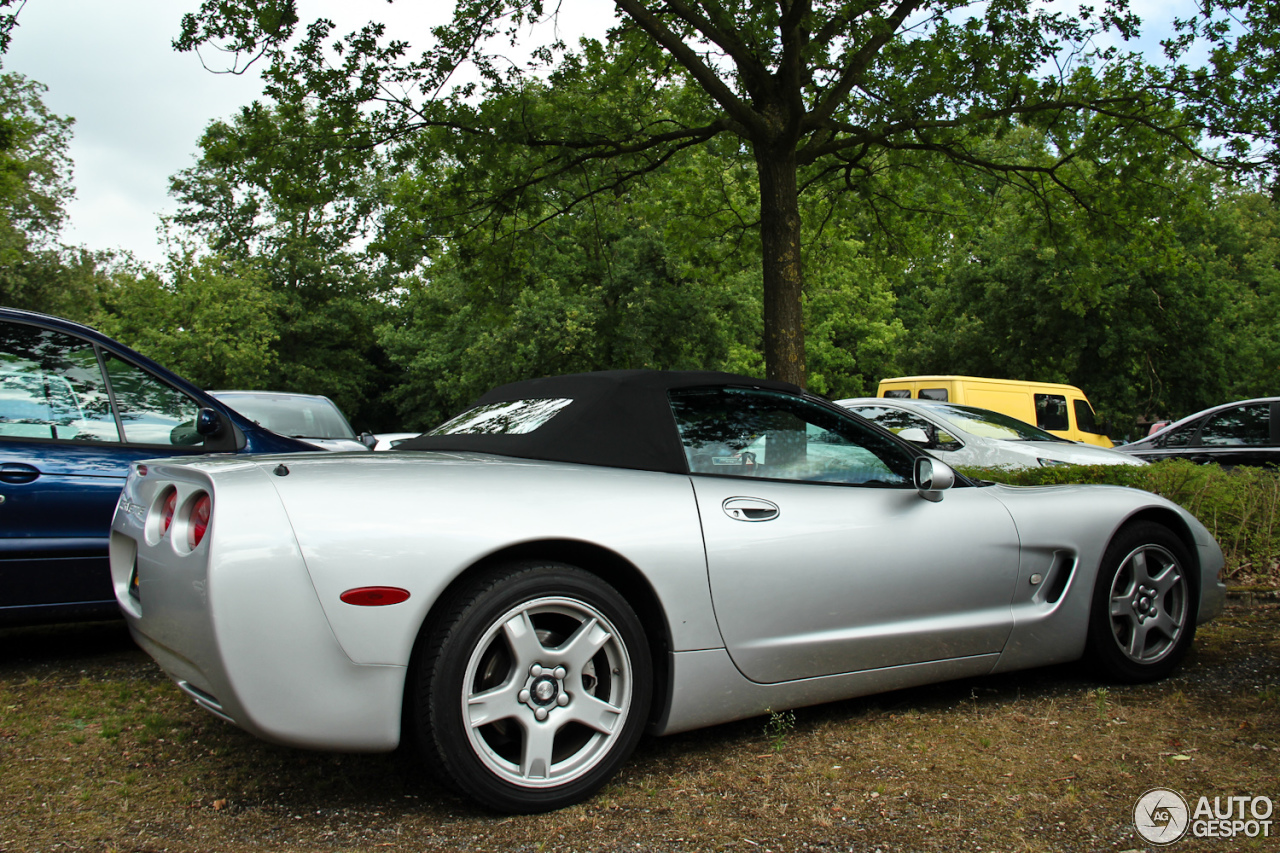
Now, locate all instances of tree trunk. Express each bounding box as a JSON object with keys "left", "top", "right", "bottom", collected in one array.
[{"left": 754, "top": 143, "right": 806, "bottom": 388}]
